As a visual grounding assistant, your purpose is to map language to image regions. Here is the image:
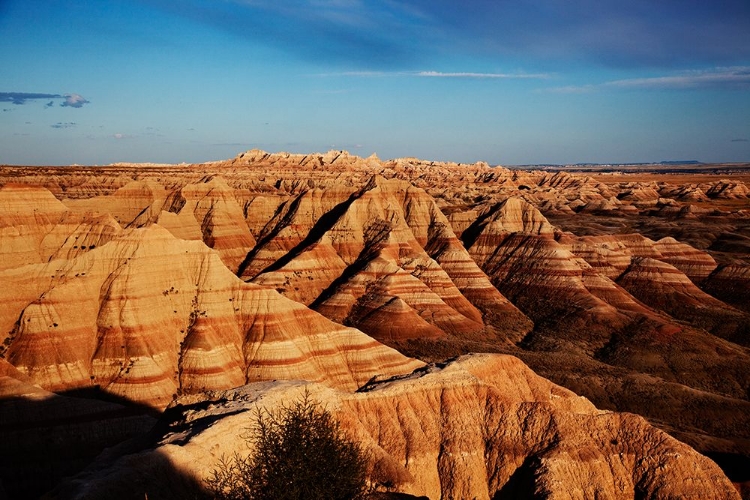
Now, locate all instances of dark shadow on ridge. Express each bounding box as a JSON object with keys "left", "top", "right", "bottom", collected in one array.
[
  {"left": 458, "top": 201, "right": 504, "bottom": 250},
  {"left": 705, "top": 452, "right": 750, "bottom": 484},
  {"left": 46, "top": 448, "right": 210, "bottom": 500},
  {"left": 493, "top": 455, "right": 541, "bottom": 500},
  {"left": 237, "top": 190, "right": 357, "bottom": 280},
  {"left": 0, "top": 387, "right": 159, "bottom": 499},
  {"left": 259, "top": 193, "right": 358, "bottom": 276}
]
